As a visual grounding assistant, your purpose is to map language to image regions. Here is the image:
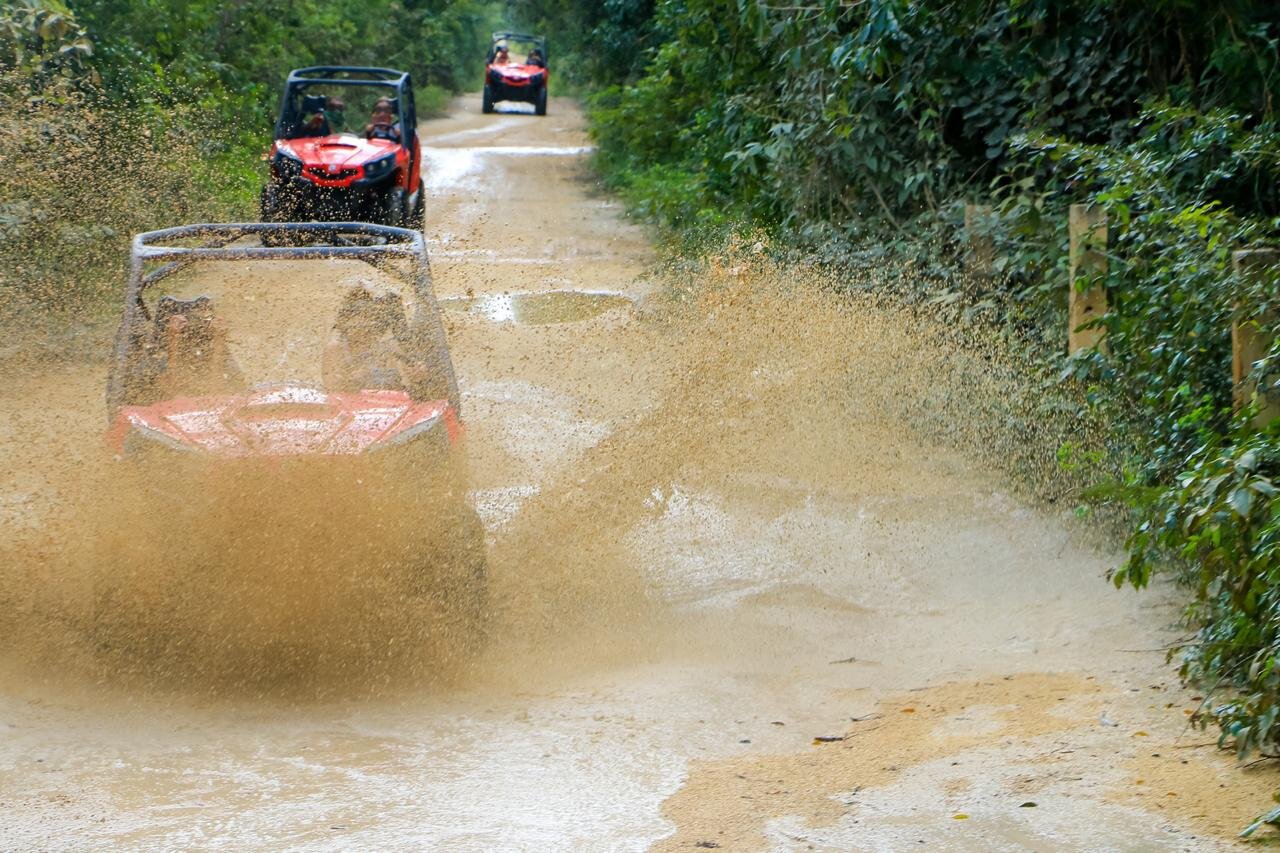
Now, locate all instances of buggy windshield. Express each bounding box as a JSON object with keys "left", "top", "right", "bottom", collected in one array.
[
  {"left": 490, "top": 33, "right": 547, "bottom": 65},
  {"left": 280, "top": 83, "right": 404, "bottom": 140},
  {"left": 108, "top": 225, "right": 456, "bottom": 414},
  {"left": 145, "top": 258, "right": 425, "bottom": 391}
]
